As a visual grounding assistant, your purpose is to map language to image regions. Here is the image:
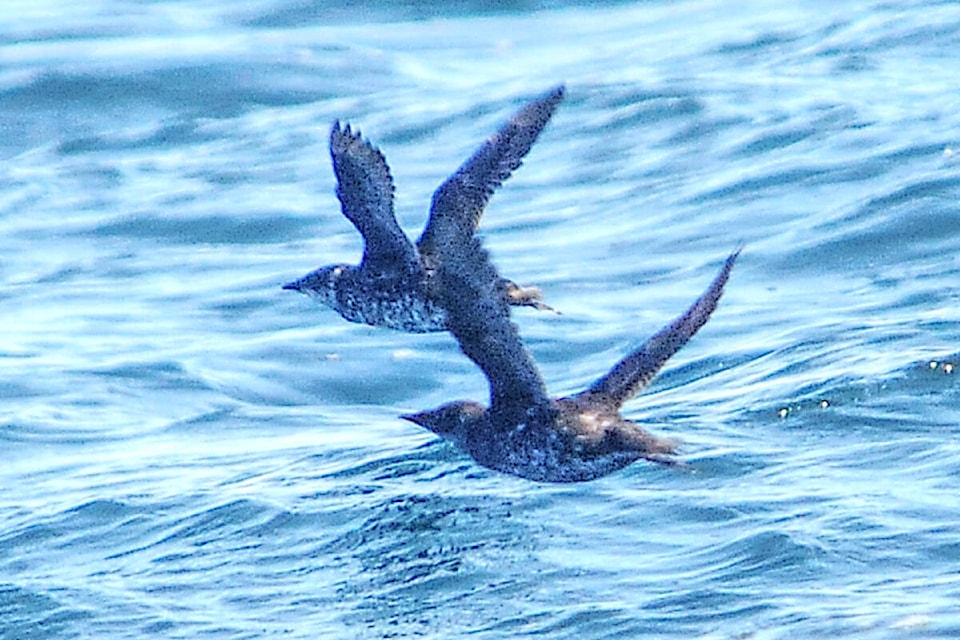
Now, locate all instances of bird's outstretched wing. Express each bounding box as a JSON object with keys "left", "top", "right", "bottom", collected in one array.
[
  {"left": 436, "top": 227, "right": 552, "bottom": 419},
  {"left": 581, "top": 249, "right": 740, "bottom": 407},
  {"left": 330, "top": 123, "right": 421, "bottom": 277},
  {"left": 417, "top": 85, "right": 565, "bottom": 259}
]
